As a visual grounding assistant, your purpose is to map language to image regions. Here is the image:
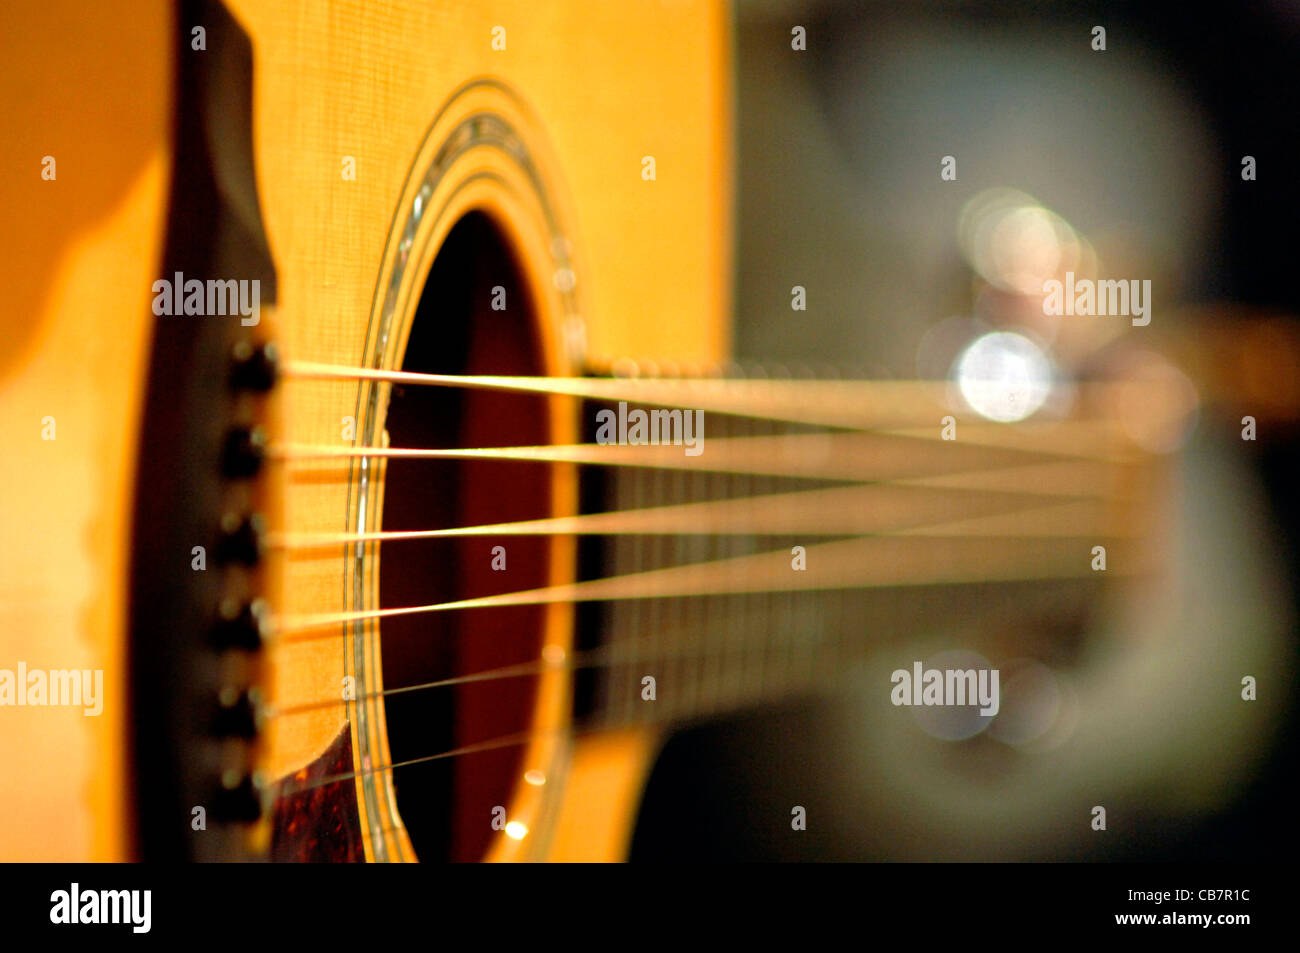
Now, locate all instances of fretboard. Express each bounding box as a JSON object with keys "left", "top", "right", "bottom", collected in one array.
[{"left": 574, "top": 397, "right": 1140, "bottom": 730}]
